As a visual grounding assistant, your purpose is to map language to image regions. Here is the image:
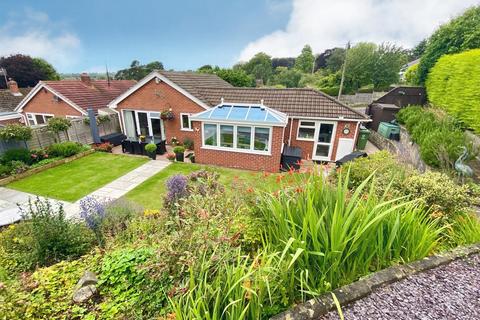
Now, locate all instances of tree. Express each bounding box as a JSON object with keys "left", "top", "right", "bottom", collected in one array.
[
  {"left": 115, "top": 60, "right": 164, "bottom": 80},
  {"left": 32, "top": 58, "right": 60, "bottom": 81},
  {"left": 404, "top": 64, "right": 420, "bottom": 85},
  {"left": 372, "top": 43, "right": 407, "bottom": 90},
  {"left": 270, "top": 67, "right": 302, "bottom": 88},
  {"left": 418, "top": 6, "right": 480, "bottom": 84},
  {"left": 343, "top": 42, "right": 377, "bottom": 92},
  {"left": 198, "top": 66, "right": 254, "bottom": 87},
  {"left": 325, "top": 48, "right": 346, "bottom": 72},
  {"left": 411, "top": 39, "right": 427, "bottom": 60},
  {"left": 241, "top": 52, "right": 273, "bottom": 84},
  {"left": 294, "top": 45, "right": 315, "bottom": 73},
  {"left": 272, "top": 57, "right": 296, "bottom": 69},
  {"left": 0, "top": 54, "right": 59, "bottom": 88}
]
